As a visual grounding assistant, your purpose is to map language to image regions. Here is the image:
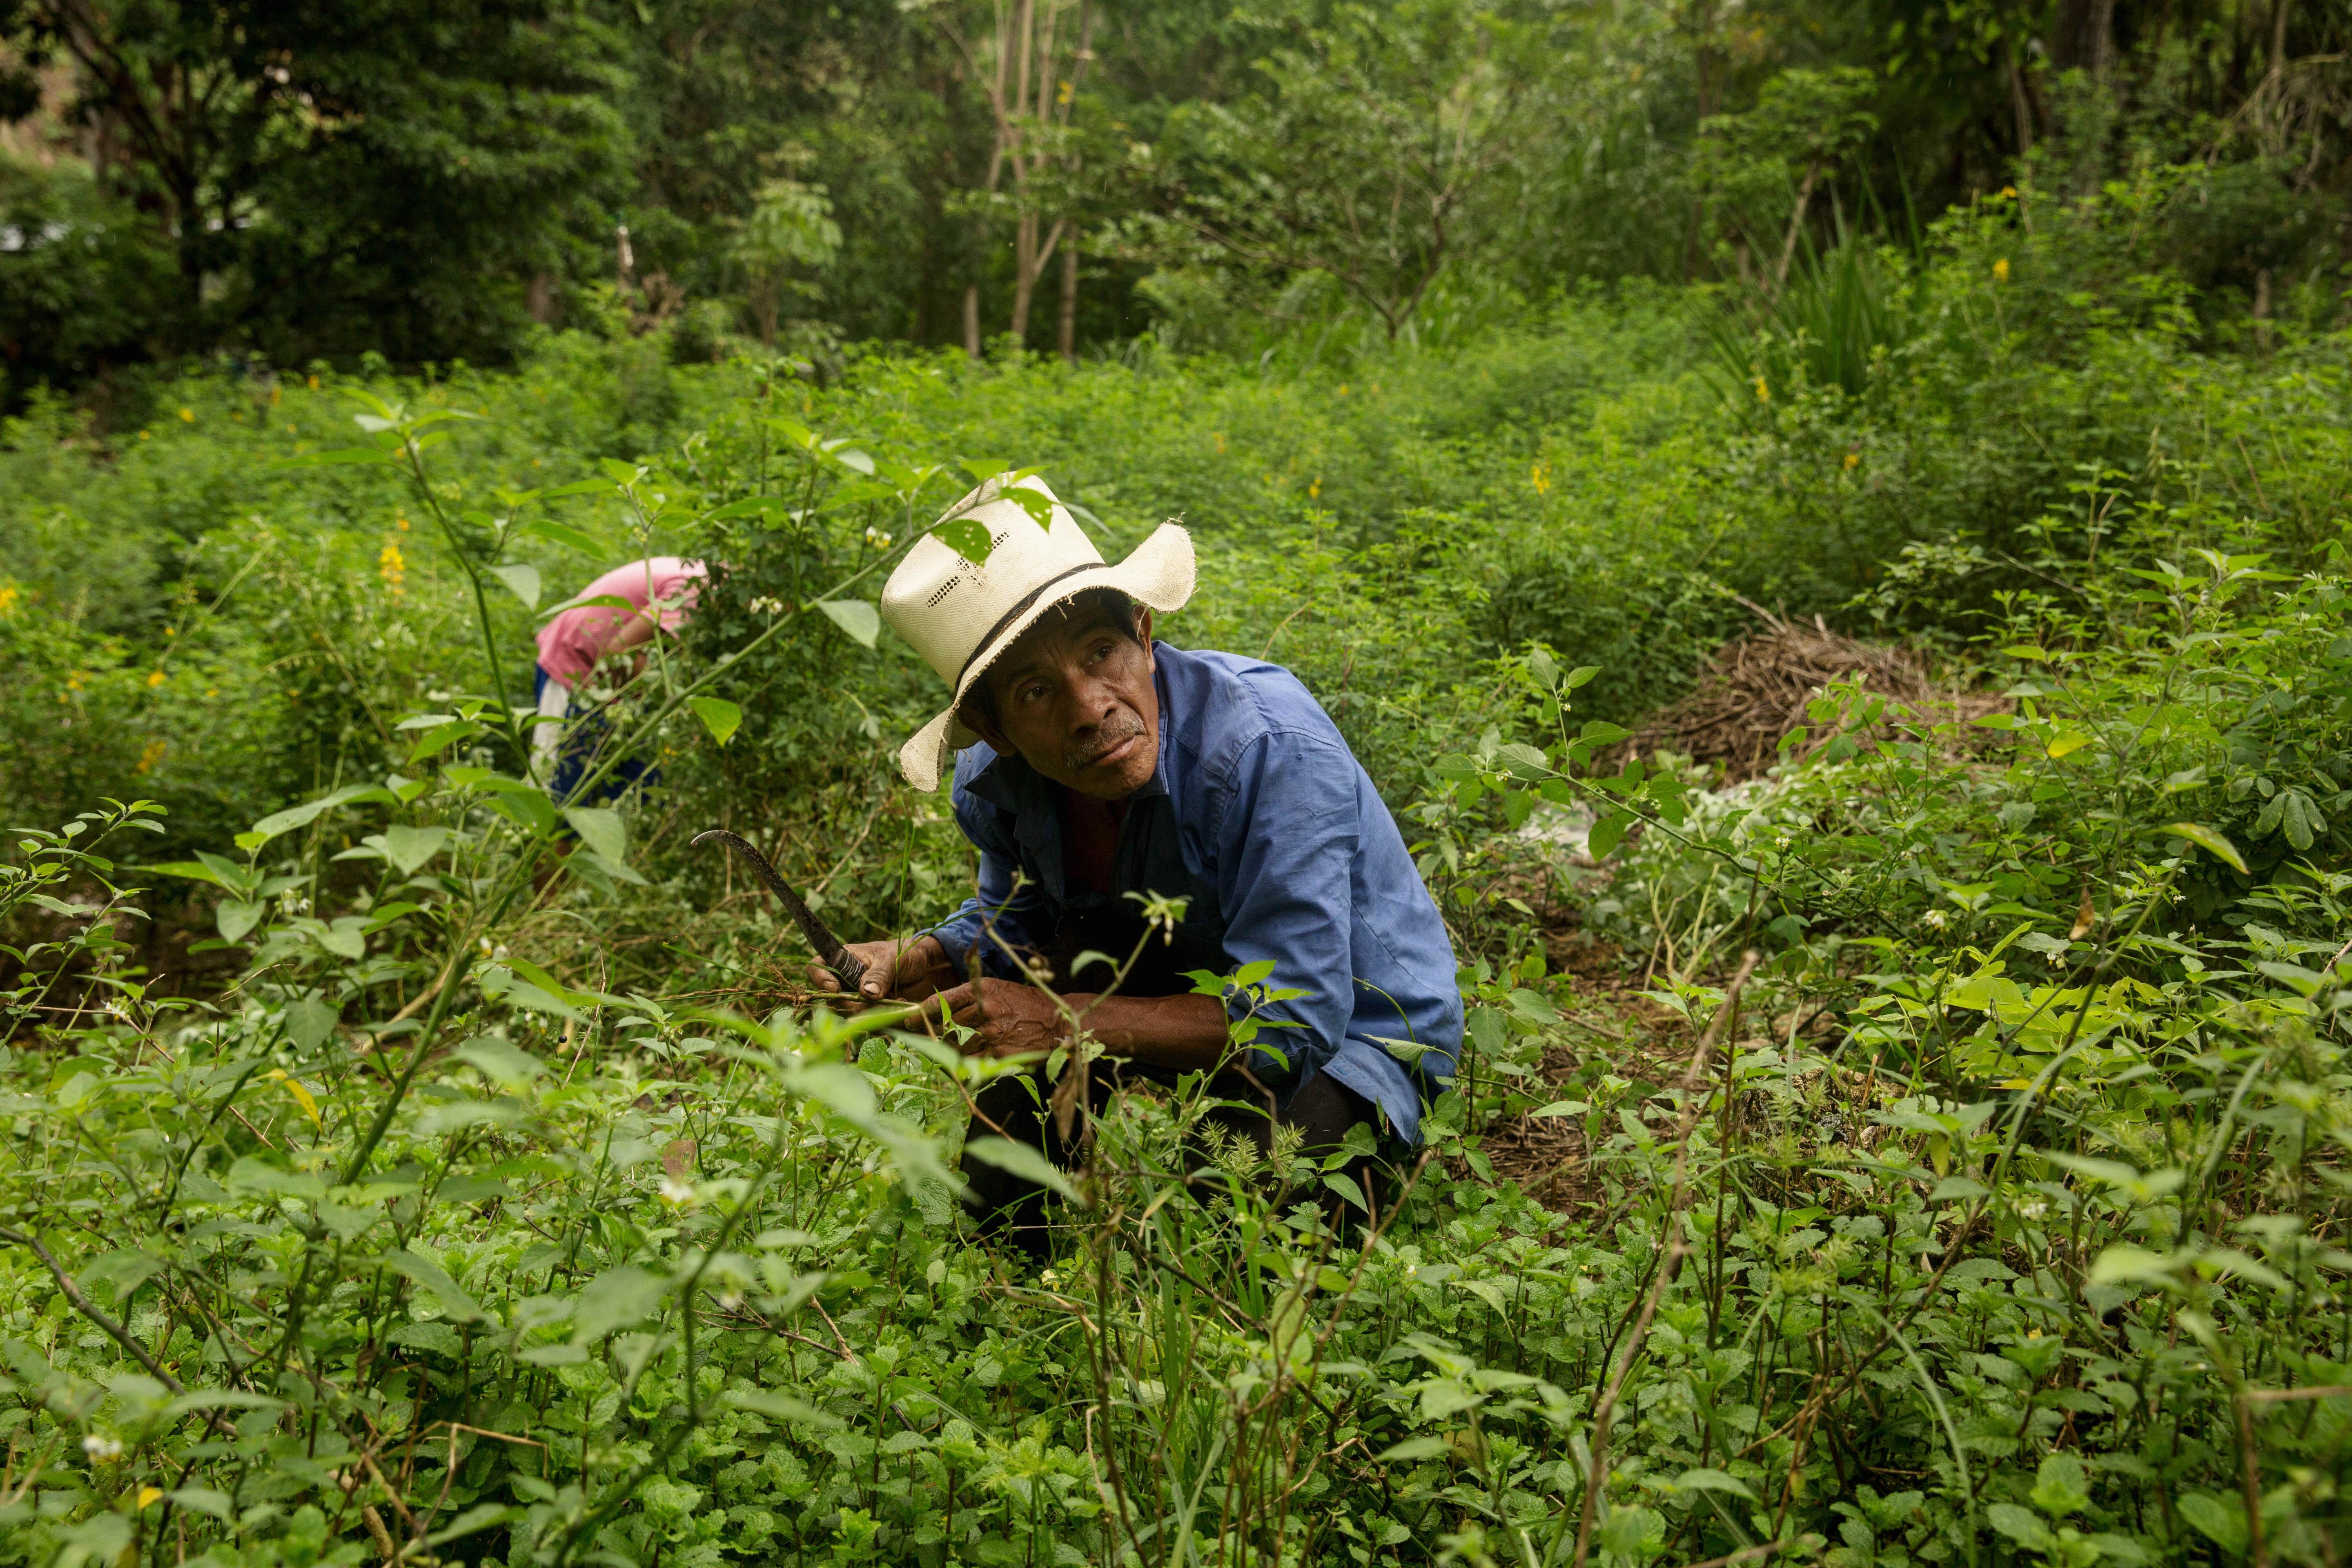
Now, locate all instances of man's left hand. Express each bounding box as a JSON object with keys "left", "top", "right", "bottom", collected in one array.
[{"left": 929, "top": 979, "right": 1069, "bottom": 1058}]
